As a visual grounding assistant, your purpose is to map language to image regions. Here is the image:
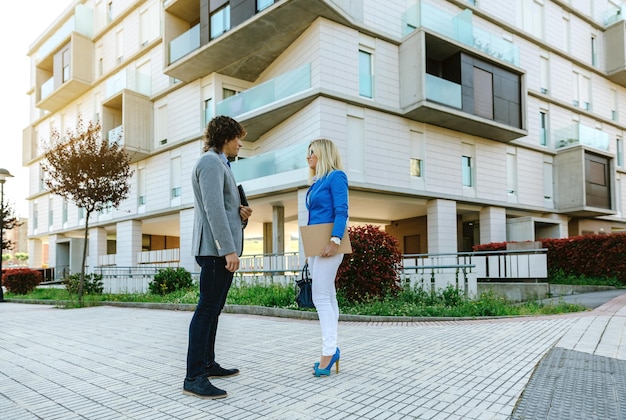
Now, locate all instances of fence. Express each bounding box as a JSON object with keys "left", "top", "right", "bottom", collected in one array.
[{"left": 88, "top": 249, "right": 546, "bottom": 295}]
